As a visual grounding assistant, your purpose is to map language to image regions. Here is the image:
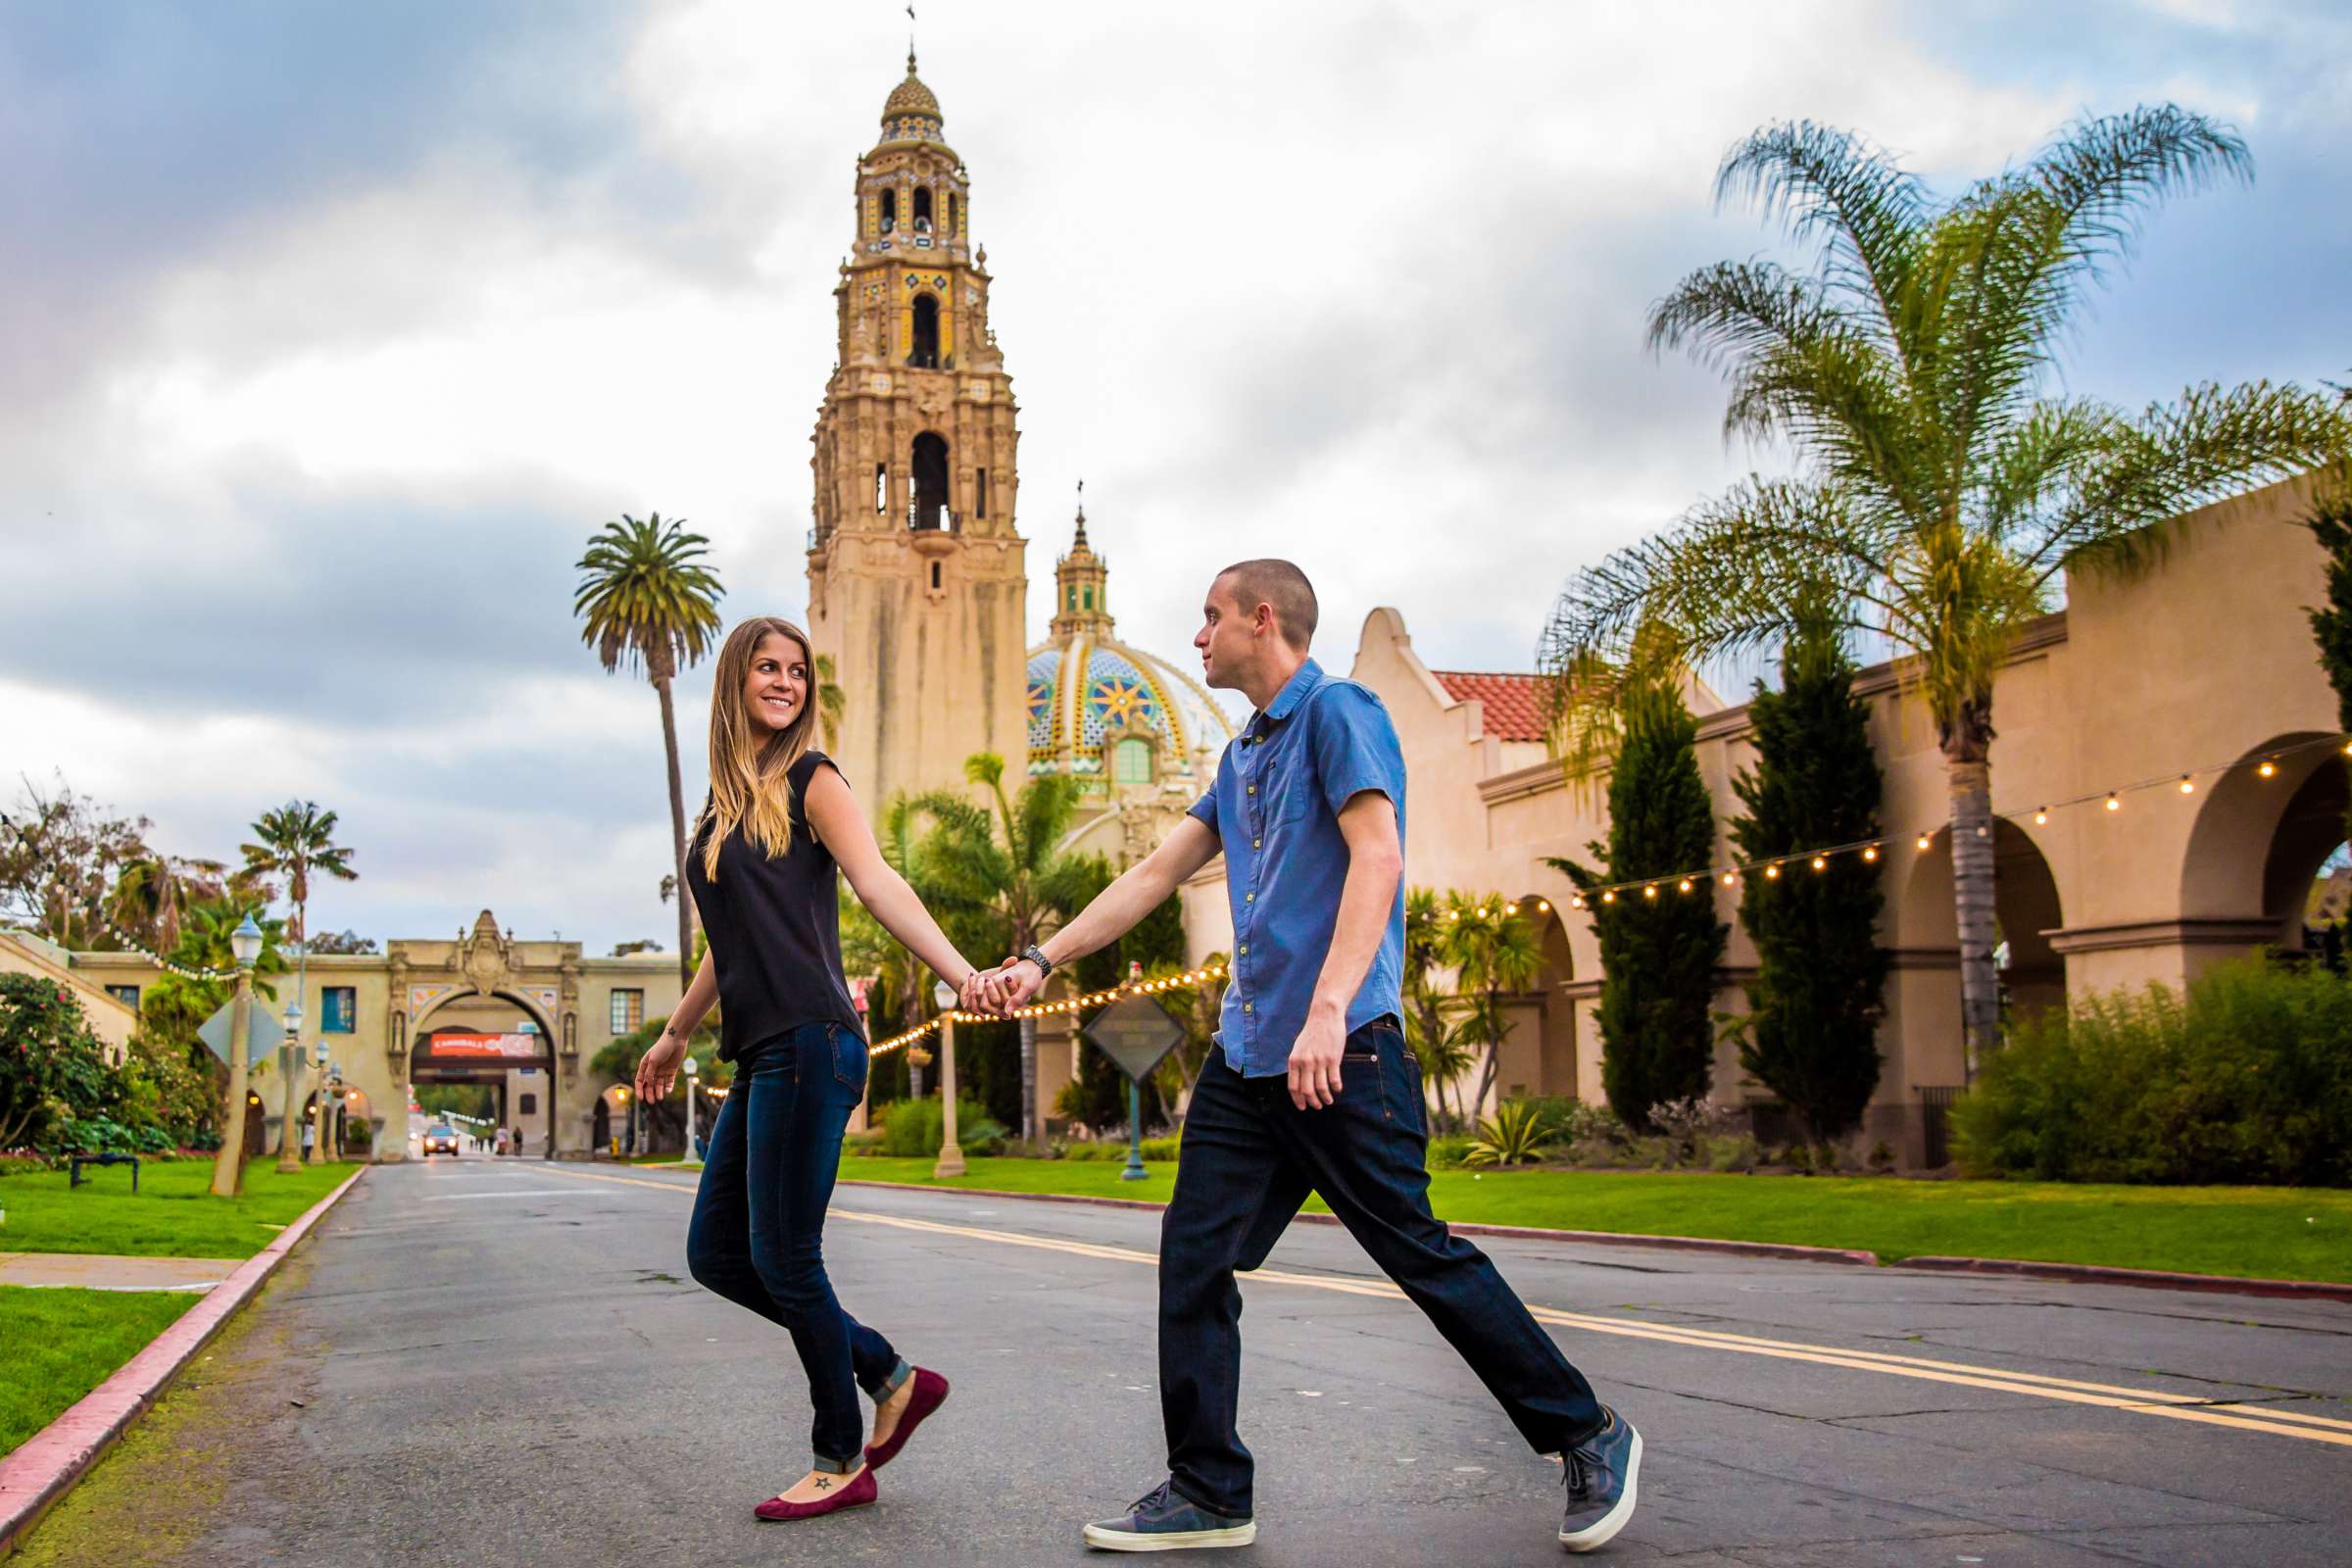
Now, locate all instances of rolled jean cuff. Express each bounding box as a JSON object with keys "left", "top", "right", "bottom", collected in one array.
[
  {"left": 812, "top": 1452, "right": 861, "bottom": 1475},
  {"left": 871, "top": 1356, "right": 913, "bottom": 1397}
]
